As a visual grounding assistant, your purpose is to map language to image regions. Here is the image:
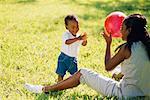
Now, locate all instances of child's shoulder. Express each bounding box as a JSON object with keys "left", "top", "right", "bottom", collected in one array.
[
  {"left": 63, "top": 30, "right": 70, "bottom": 35},
  {"left": 62, "top": 31, "right": 71, "bottom": 38}
]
